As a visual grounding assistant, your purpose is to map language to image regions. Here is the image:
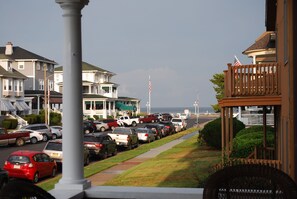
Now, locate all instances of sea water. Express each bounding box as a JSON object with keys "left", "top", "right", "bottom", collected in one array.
[{"left": 140, "top": 107, "right": 214, "bottom": 115}]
